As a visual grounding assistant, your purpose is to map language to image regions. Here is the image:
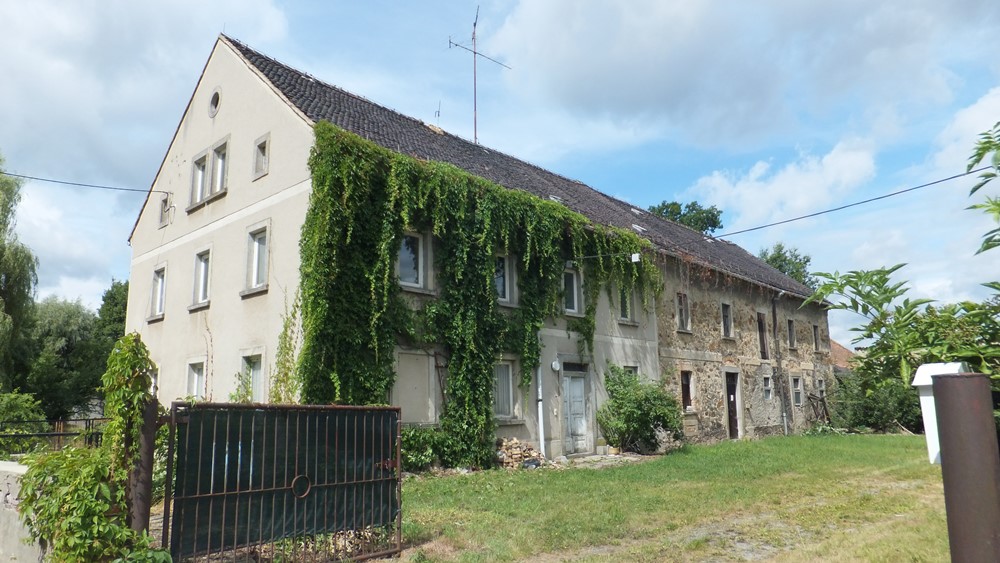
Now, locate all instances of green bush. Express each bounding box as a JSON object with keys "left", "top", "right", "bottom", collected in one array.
[
  {"left": 0, "top": 390, "right": 47, "bottom": 459},
  {"left": 830, "top": 372, "right": 922, "bottom": 433},
  {"left": 18, "top": 447, "right": 160, "bottom": 561},
  {"left": 401, "top": 426, "right": 440, "bottom": 472},
  {"left": 596, "top": 365, "right": 683, "bottom": 453}
]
